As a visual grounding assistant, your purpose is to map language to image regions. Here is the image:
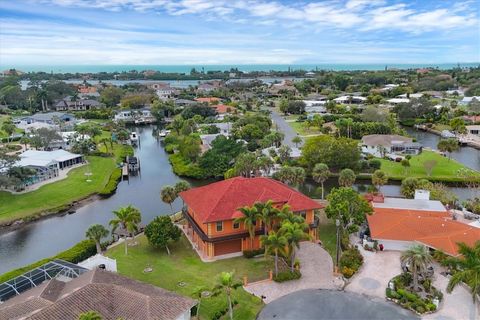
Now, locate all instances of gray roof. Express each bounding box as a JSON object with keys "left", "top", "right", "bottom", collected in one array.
[
  {"left": 0, "top": 269, "right": 196, "bottom": 320},
  {"left": 361, "top": 134, "right": 413, "bottom": 147},
  {"left": 373, "top": 198, "right": 446, "bottom": 212},
  {"left": 25, "top": 112, "right": 75, "bottom": 122}
]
